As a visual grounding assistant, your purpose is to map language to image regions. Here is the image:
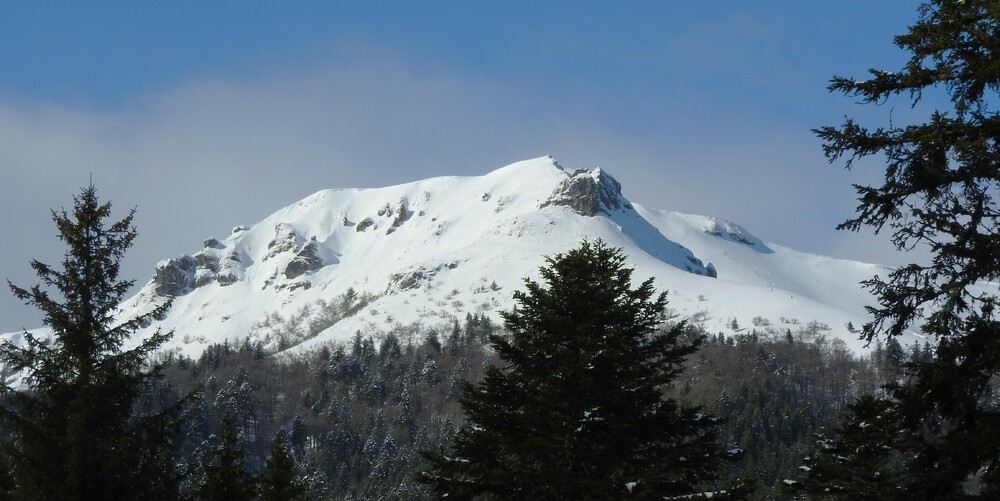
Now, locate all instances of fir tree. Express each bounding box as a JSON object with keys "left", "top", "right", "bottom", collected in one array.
[
  {"left": 0, "top": 185, "right": 187, "bottom": 500},
  {"left": 258, "top": 430, "right": 307, "bottom": 501},
  {"left": 290, "top": 414, "right": 307, "bottom": 461},
  {"left": 215, "top": 365, "right": 257, "bottom": 430},
  {"left": 883, "top": 337, "right": 906, "bottom": 372},
  {"left": 197, "top": 419, "right": 255, "bottom": 500},
  {"left": 419, "top": 240, "right": 750, "bottom": 499},
  {"left": 786, "top": 396, "right": 909, "bottom": 499},
  {"left": 810, "top": 0, "right": 1000, "bottom": 496}
]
